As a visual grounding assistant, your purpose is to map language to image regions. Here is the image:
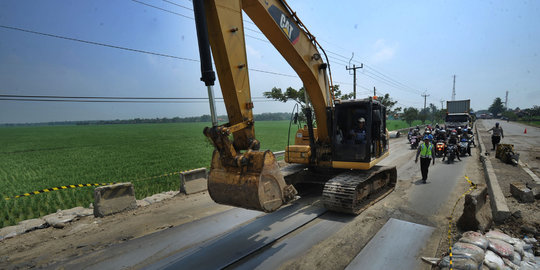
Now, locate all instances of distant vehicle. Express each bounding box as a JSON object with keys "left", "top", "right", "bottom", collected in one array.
[{"left": 445, "top": 100, "right": 471, "bottom": 130}]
